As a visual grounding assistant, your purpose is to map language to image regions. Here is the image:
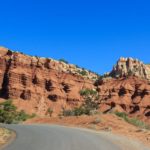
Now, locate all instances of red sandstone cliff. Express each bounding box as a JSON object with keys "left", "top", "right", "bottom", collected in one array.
[
  {"left": 96, "top": 77, "right": 150, "bottom": 121},
  {"left": 0, "top": 47, "right": 95, "bottom": 116},
  {"left": 0, "top": 47, "right": 150, "bottom": 120}
]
